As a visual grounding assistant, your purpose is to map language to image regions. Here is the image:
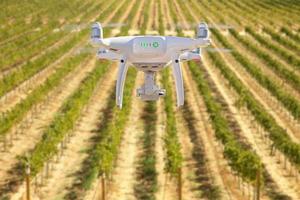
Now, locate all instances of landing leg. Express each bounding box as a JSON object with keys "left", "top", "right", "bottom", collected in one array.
[
  {"left": 116, "top": 58, "right": 128, "bottom": 109},
  {"left": 171, "top": 59, "right": 184, "bottom": 107}
]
